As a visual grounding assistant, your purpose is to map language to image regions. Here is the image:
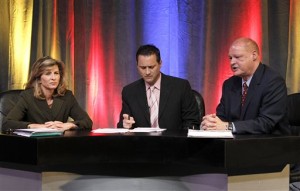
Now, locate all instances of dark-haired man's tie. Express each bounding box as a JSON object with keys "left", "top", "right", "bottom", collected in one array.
[{"left": 149, "top": 86, "right": 158, "bottom": 127}]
